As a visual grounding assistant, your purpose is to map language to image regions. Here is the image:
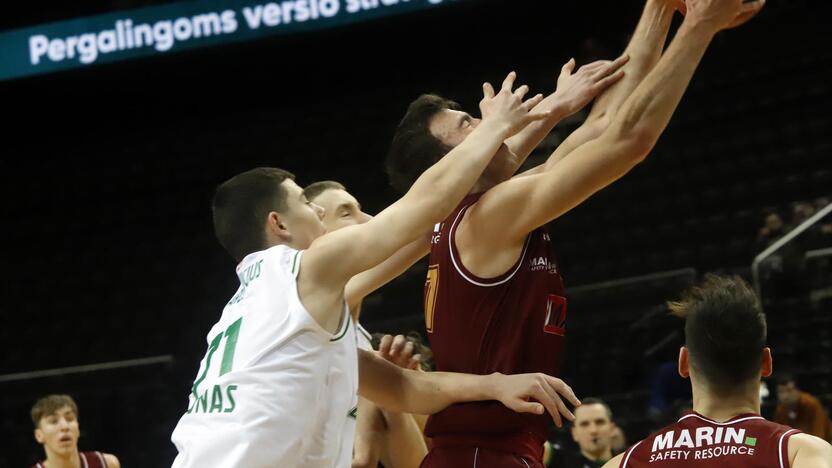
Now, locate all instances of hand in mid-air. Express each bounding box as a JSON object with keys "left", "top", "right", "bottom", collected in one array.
[
  {"left": 684, "top": 0, "right": 766, "bottom": 31},
  {"left": 554, "top": 54, "right": 630, "bottom": 115},
  {"left": 479, "top": 71, "right": 552, "bottom": 136}
]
